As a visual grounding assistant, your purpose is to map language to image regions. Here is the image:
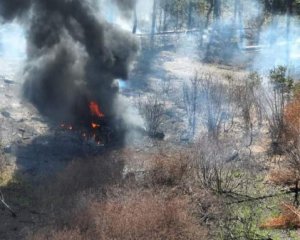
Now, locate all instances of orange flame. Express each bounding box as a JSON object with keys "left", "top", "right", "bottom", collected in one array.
[
  {"left": 89, "top": 101, "right": 105, "bottom": 118},
  {"left": 91, "top": 123, "right": 100, "bottom": 129}
]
